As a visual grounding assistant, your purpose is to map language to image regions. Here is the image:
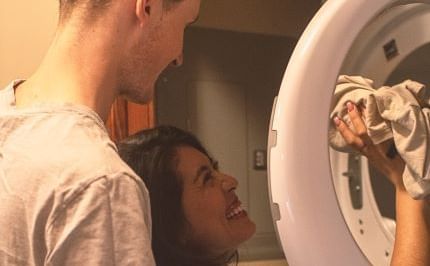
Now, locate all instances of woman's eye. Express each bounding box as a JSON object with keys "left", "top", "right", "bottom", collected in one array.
[
  {"left": 203, "top": 172, "right": 213, "bottom": 184},
  {"left": 212, "top": 161, "right": 219, "bottom": 170}
]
